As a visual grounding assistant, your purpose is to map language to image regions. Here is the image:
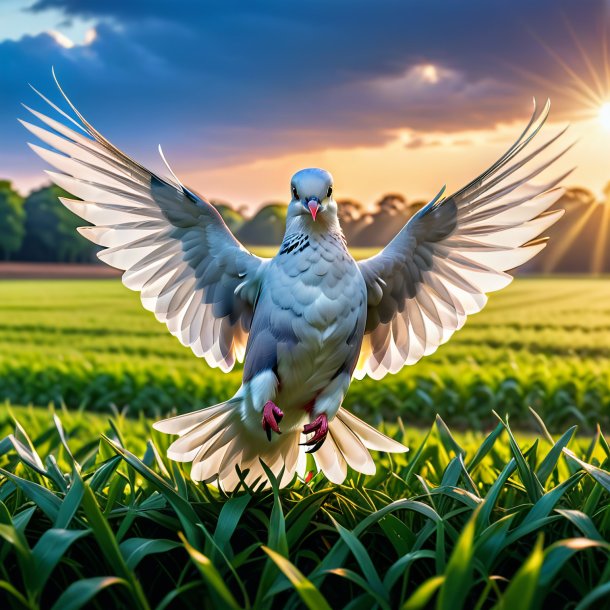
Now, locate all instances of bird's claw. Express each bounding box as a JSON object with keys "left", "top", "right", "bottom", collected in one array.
[
  {"left": 262, "top": 401, "right": 283, "bottom": 441},
  {"left": 301, "top": 414, "right": 328, "bottom": 453}
]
